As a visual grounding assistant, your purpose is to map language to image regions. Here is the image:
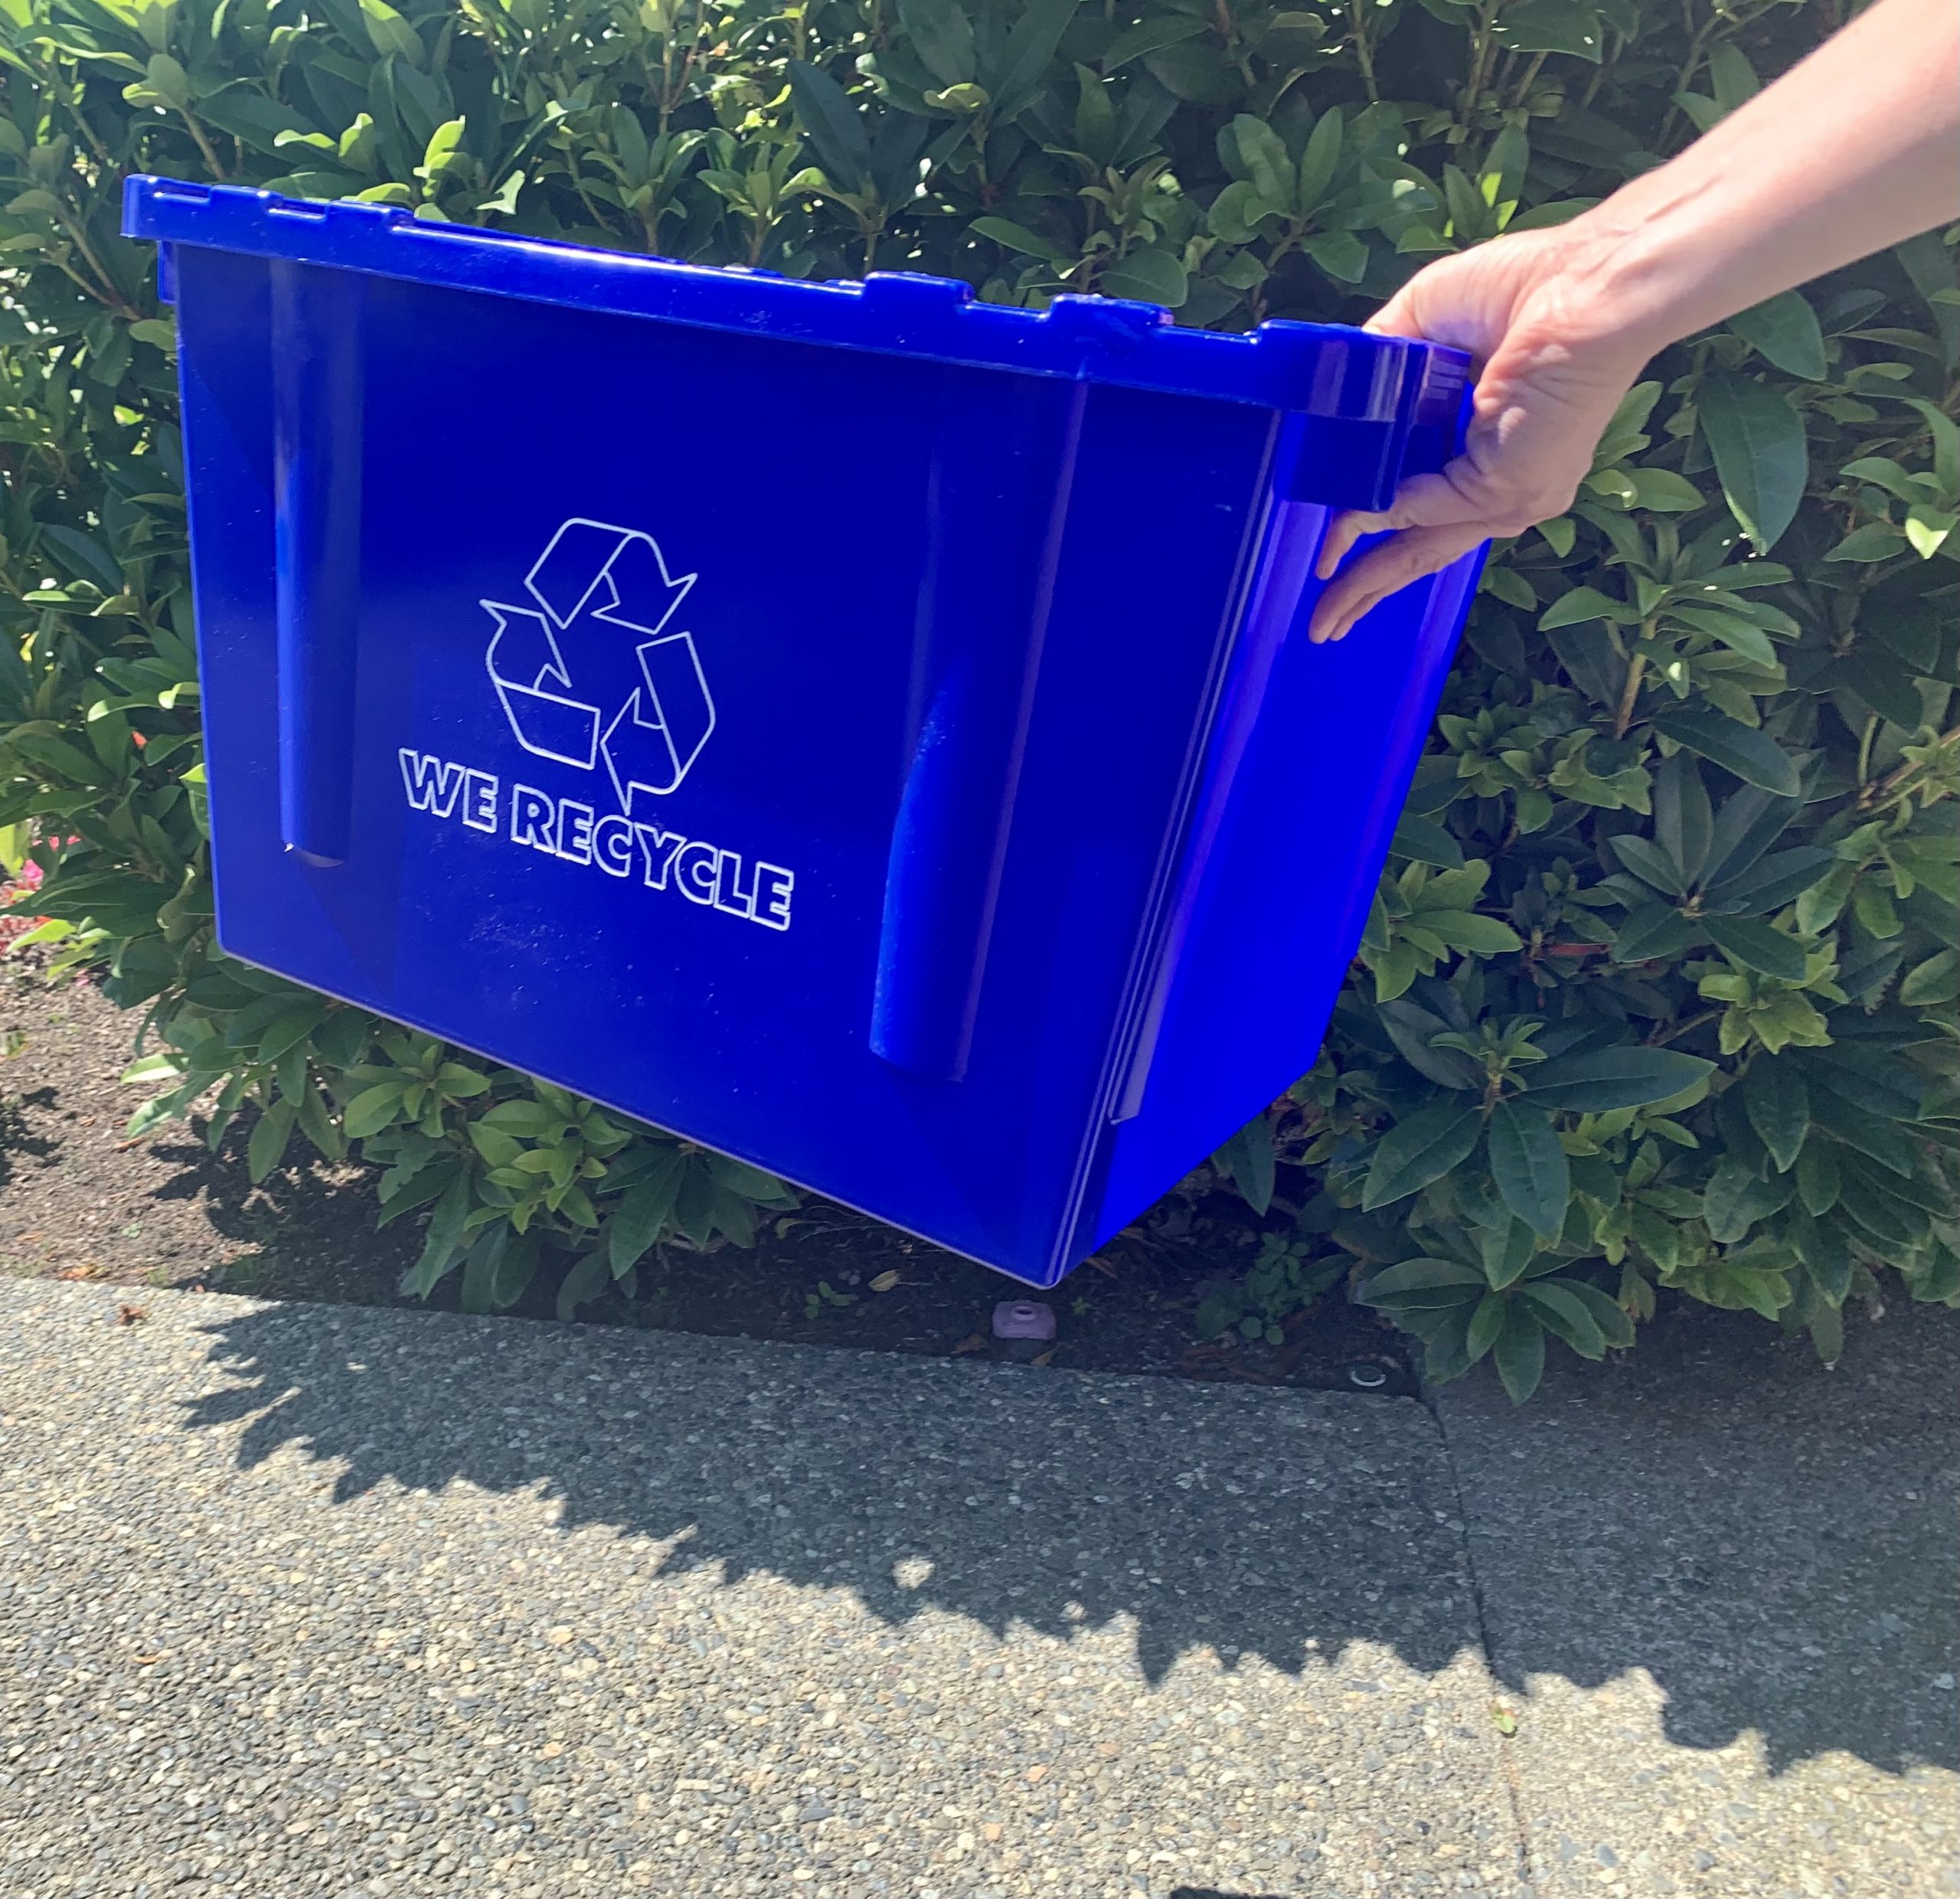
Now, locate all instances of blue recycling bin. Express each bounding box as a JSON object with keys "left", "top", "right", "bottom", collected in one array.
[{"left": 123, "top": 176, "right": 1483, "bottom": 1288}]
